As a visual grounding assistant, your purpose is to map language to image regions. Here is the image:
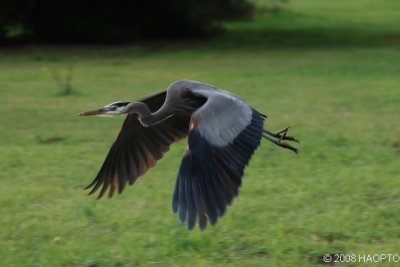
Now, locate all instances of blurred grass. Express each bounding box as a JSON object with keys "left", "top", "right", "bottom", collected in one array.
[{"left": 1, "top": 0, "right": 400, "bottom": 266}]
